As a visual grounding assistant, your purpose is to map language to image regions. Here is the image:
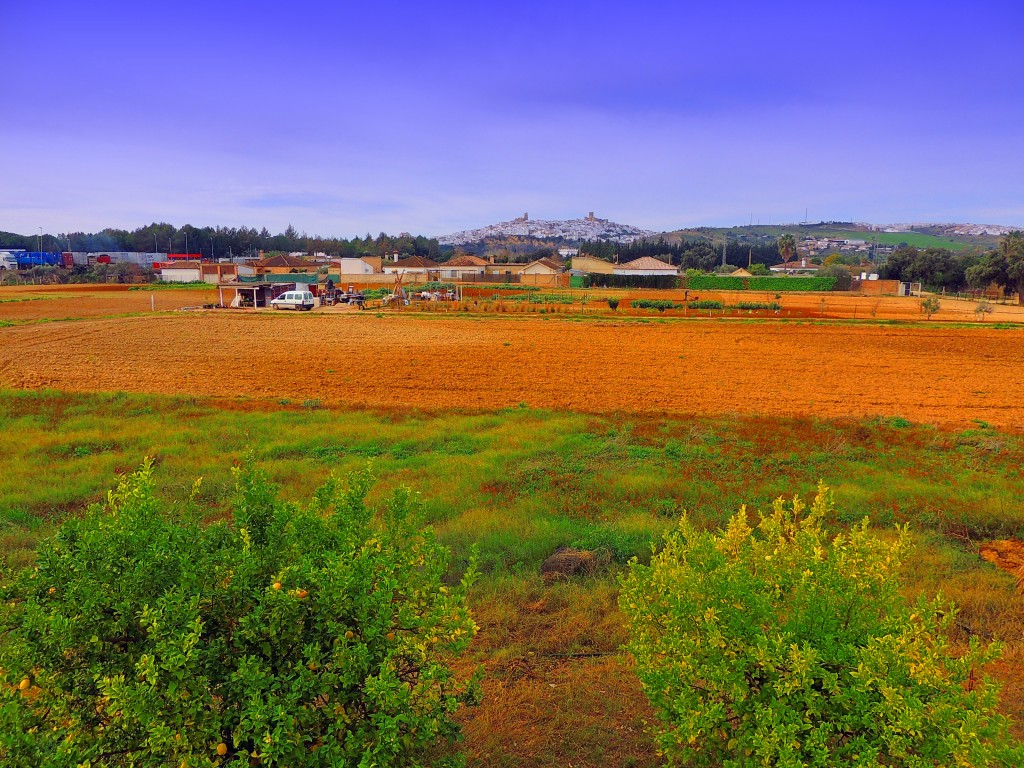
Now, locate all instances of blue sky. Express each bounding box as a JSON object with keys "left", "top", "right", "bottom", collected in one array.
[{"left": 2, "top": 1, "right": 1022, "bottom": 237}]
